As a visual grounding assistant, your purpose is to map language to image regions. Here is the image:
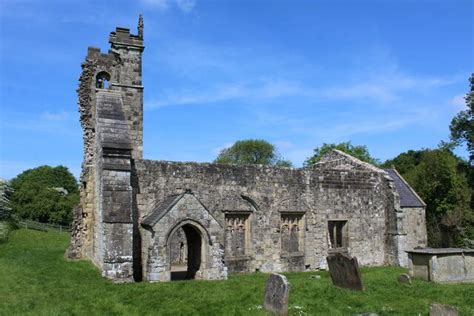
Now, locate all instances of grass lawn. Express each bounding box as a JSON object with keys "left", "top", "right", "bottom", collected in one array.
[{"left": 0, "top": 229, "right": 473, "bottom": 315}]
